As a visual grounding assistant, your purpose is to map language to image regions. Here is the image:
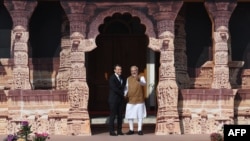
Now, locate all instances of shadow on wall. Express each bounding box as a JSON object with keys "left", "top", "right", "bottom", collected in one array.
[
  {"left": 235, "top": 89, "right": 250, "bottom": 126},
  {"left": 0, "top": 61, "right": 7, "bottom": 90},
  {"left": 178, "top": 90, "right": 185, "bottom": 134}
]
